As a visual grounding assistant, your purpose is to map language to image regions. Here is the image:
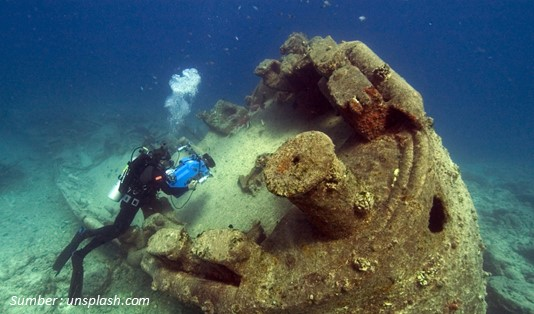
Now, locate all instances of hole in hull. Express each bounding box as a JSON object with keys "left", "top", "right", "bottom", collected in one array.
[{"left": 428, "top": 196, "right": 447, "bottom": 233}]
